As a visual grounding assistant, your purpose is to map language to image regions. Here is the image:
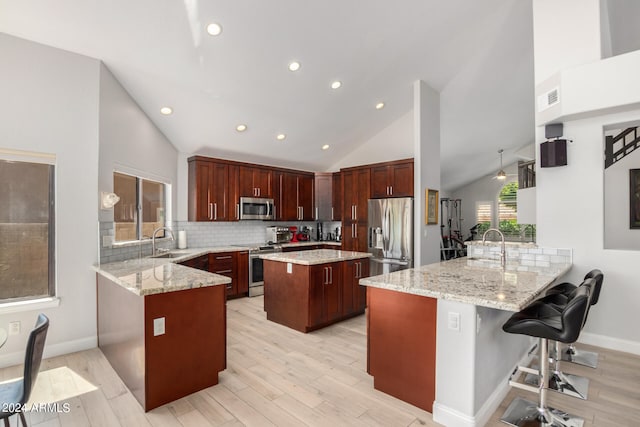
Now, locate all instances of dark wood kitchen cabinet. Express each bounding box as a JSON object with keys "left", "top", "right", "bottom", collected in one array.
[
  {"left": 342, "top": 166, "right": 370, "bottom": 251},
  {"left": 276, "top": 171, "right": 314, "bottom": 221},
  {"left": 343, "top": 258, "right": 369, "bottom": 316},
  {"left": 331, "top": 172, "right": 342, "bottom": 221},
  {"left": 309, "top": 262, "right": 343, "bottom": 324},
  {"left": 236, "top": 250, "right": 249, "bottom": 295},
  {"left": 238, "top": 165, "right": 273, "bottom": 198},
  {"left": 188, "top": 158, "right": 230, "bottom": 222},
  {"left": 370, "top": 159, "right": 414, "bottom": 198},
  {"left": 178, "top": 254, "right": 209, "bottom": 271}
]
